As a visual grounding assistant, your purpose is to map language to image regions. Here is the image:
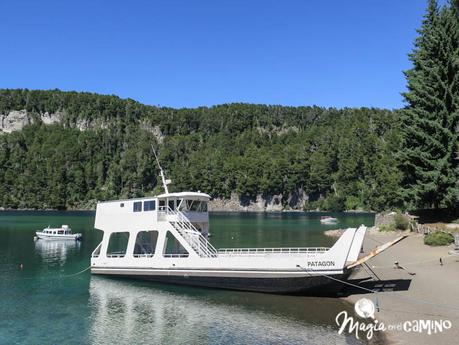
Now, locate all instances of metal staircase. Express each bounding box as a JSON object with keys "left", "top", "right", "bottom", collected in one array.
[{"left": 166, "top": 208, "right": 218, "bottom": 258}]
